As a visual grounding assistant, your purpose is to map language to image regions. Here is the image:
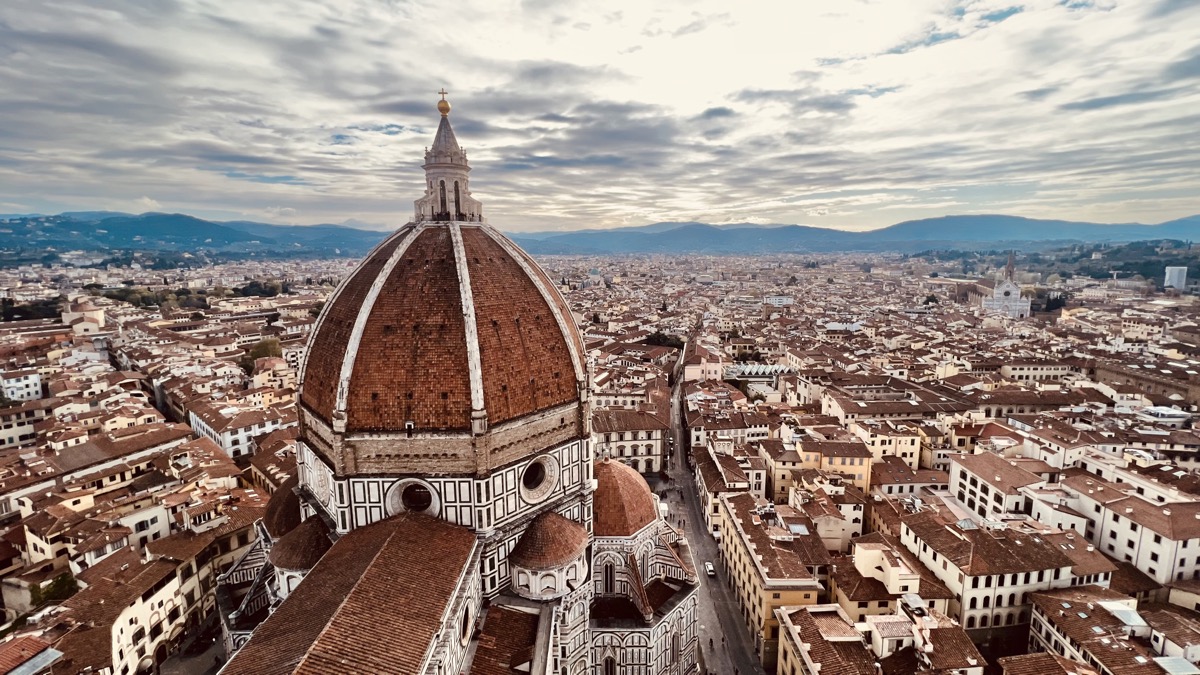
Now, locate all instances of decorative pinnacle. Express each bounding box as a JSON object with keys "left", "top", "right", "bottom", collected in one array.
[{"left": 437, "top": 88, "right": 450, "bottom": 116}]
